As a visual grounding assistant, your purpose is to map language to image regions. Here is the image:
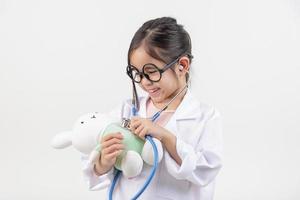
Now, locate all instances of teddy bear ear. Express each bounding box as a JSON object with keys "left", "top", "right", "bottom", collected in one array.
[{"left": 50, "top": 131, "right": 73, "bottom": 149}]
